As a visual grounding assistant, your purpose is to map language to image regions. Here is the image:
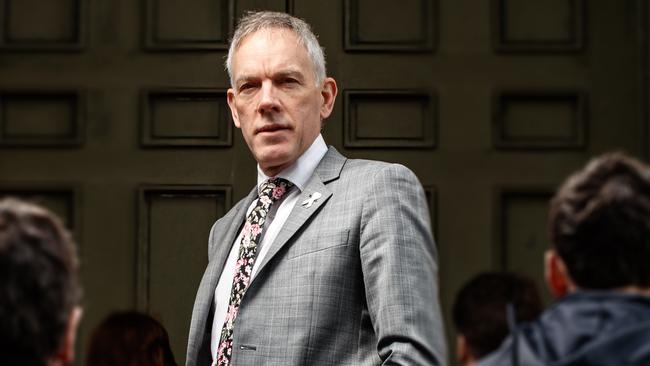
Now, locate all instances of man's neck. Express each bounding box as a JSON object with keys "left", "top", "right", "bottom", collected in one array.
[
  {"left": 260, "top": 162, "right": 291, "bottom": 177},
  {"left": 256, "top": 134, "right": 328, "bottom": 191}
]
